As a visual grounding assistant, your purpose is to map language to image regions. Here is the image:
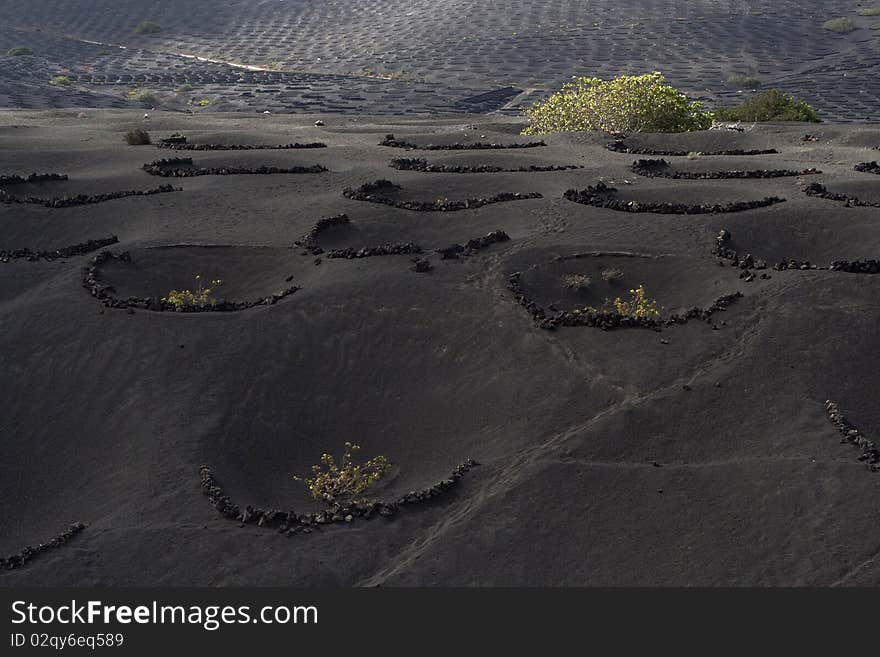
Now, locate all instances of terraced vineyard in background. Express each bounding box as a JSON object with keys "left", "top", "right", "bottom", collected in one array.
[{"left": 2, "top": 0, "right": 880, "bottom": 120}]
